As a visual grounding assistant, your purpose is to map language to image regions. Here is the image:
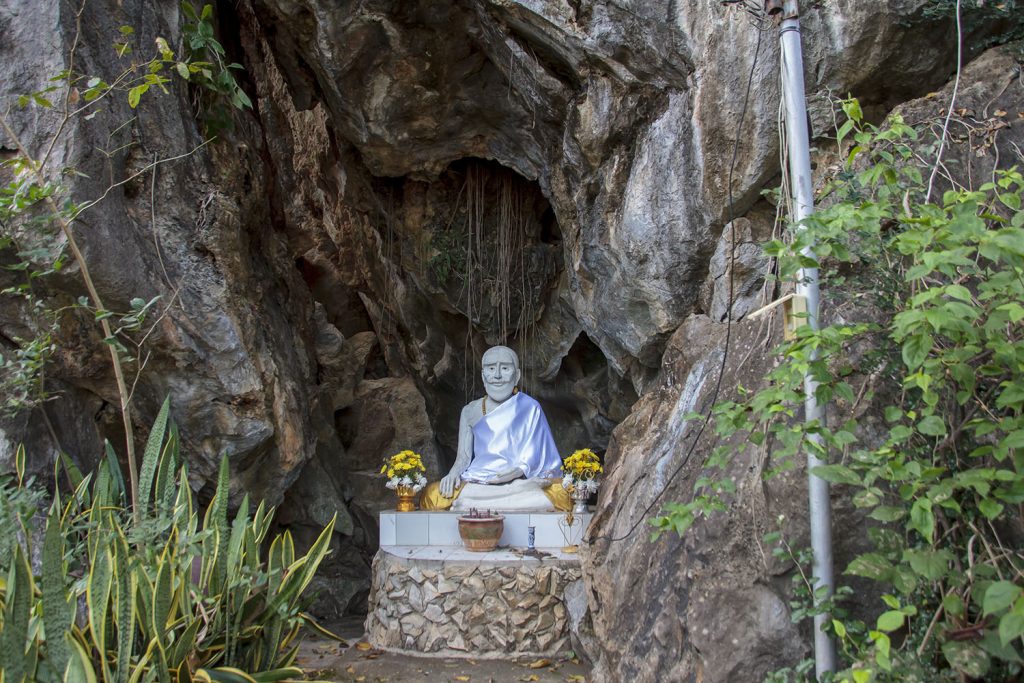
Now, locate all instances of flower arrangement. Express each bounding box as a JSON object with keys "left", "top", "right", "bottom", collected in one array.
[
  {"left": 380, "top": 449, "right": 428, "bottom": 492},
  {"left": 561, "top": 448, "right": 603, "bottom": 494}
]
